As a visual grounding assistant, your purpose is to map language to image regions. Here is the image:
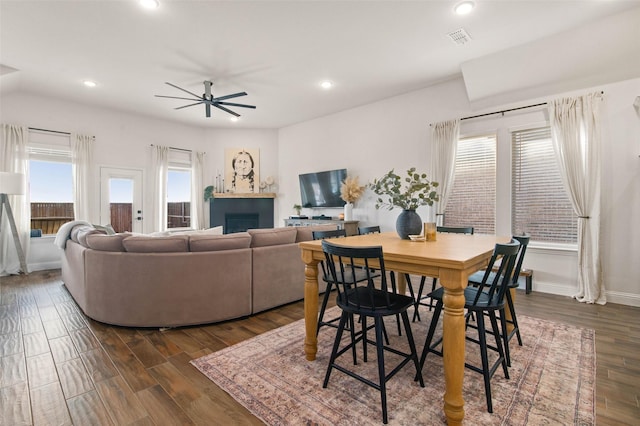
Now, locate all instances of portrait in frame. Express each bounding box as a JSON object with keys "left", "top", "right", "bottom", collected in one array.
[{"left": 225, "top": 148, "right": 260, "bottom": 193}]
